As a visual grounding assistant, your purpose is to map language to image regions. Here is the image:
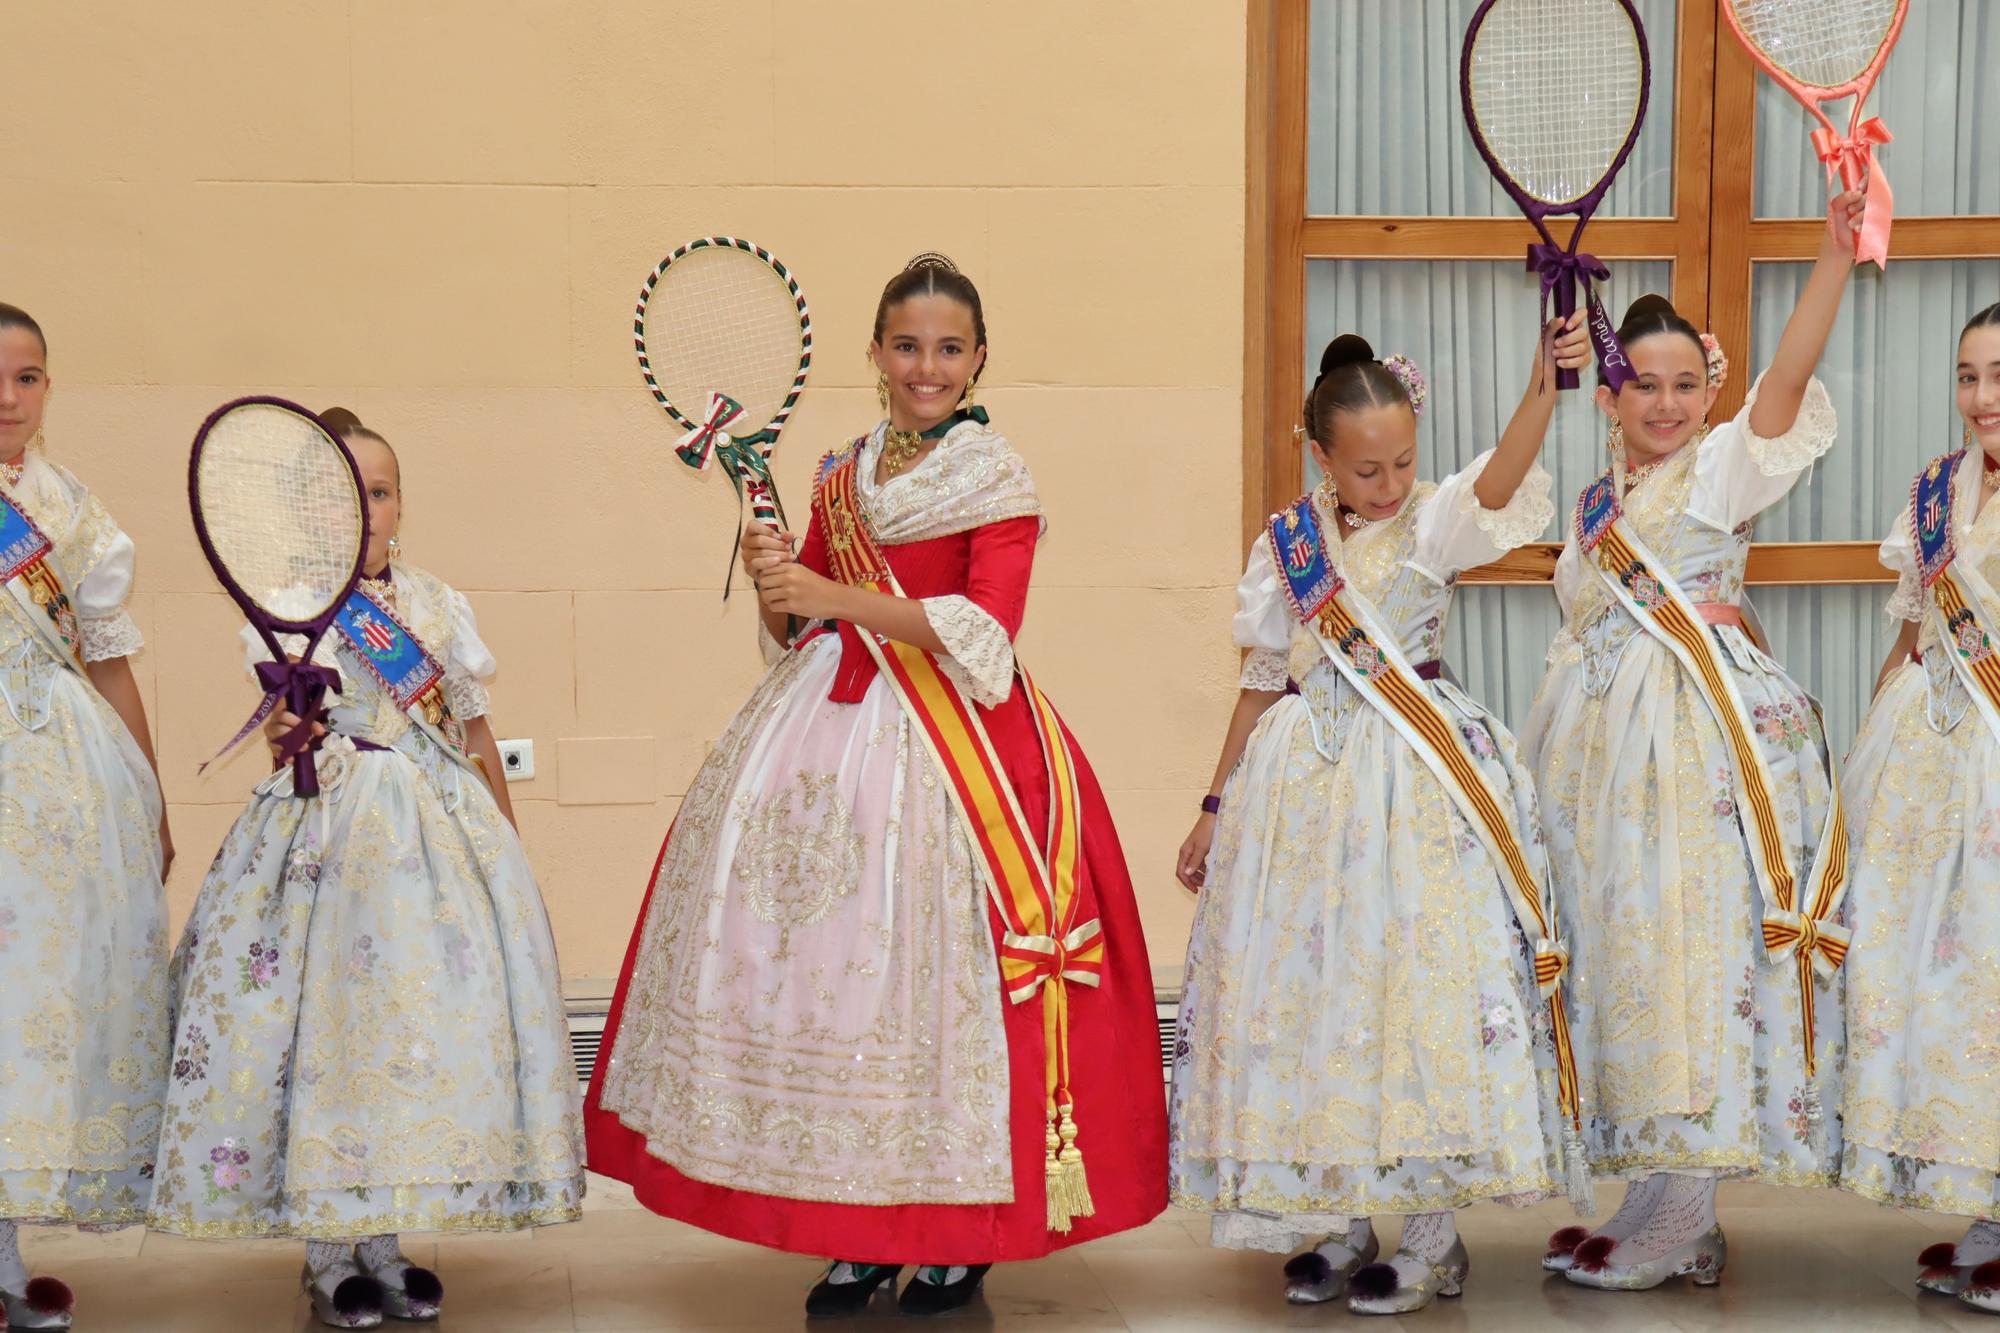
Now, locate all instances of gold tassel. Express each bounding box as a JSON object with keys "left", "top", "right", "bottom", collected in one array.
[
  {"left": 1053, "top": 1102, "right": 1096, "bottom": 1227},
  {"left": 1044, "top": 1113, "right": 1072, "bottom": 1233}
]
